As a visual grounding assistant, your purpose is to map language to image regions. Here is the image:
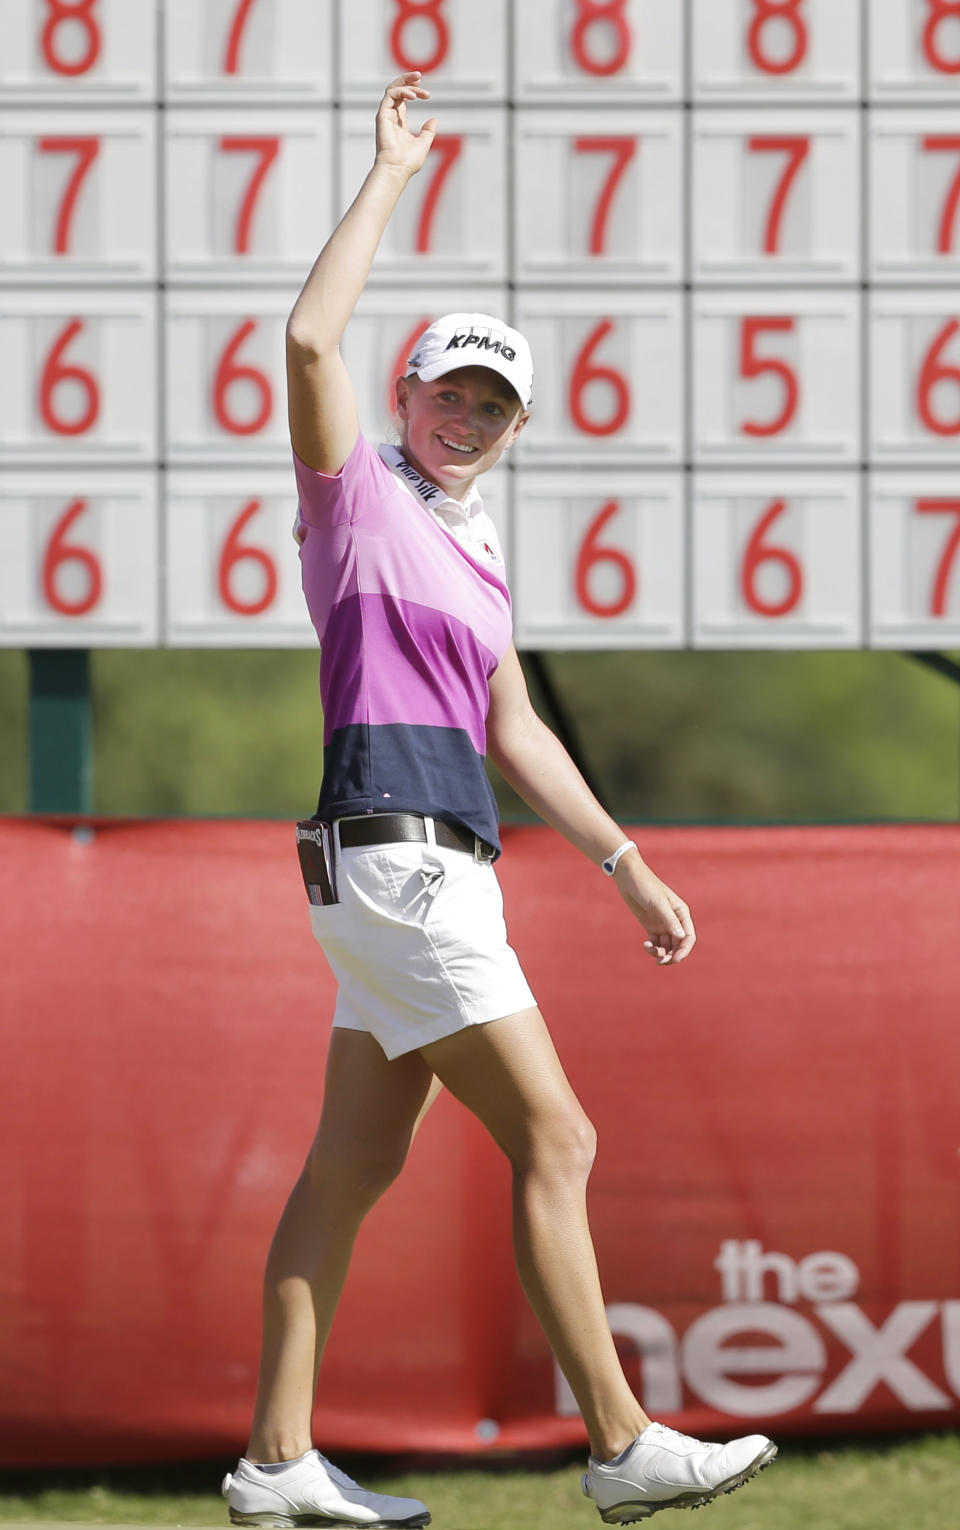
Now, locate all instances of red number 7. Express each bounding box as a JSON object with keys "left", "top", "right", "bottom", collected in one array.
[
  {"left": 224, "top": 0, "right": 259, "bottom": 74},
  {"left": 922, "top": 137, "right": 960, "bottom": 254},
  {"left": 219, "top": 136, "right": 281, "bottom": 253},
  {"left": 747, "top": 136, "right": 810, "bottom": 254},
  {"left": 38, "top": 136, "right": 100, "bottom": 254},
  {"left": 916, "top": 499, "right": 960, "bottom": 616},
  {"left": 573, "top": 137, "right": 638, "bottom": 255},
  {"left": 416, "top": 136, "right": 463, "bottom": 253}
]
